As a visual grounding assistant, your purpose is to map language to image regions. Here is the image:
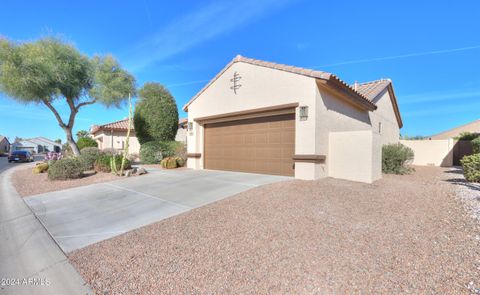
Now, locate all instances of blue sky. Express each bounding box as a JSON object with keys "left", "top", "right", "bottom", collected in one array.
[{"left": 1, "top": 0, "right": 479, "bottom": 142}]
